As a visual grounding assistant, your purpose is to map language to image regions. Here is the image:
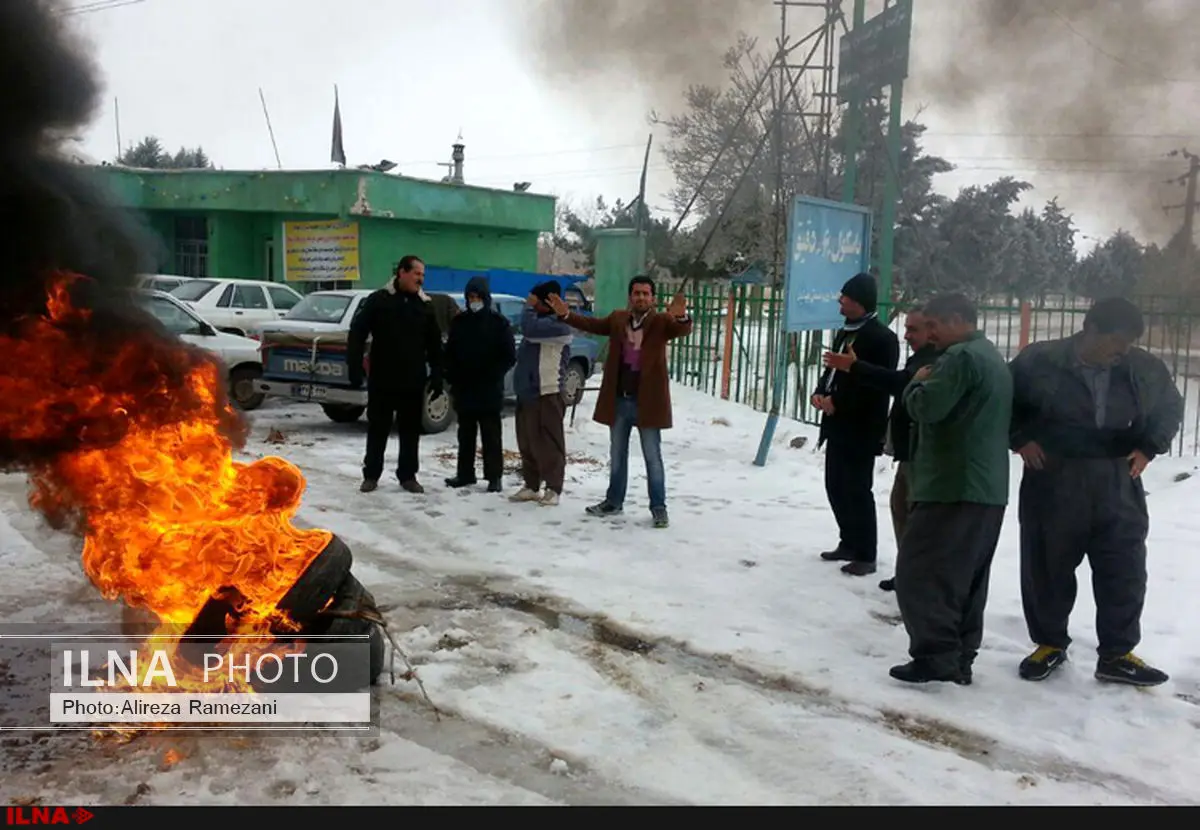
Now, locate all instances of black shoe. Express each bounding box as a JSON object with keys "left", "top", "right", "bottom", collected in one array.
[
  {"left": 956, "top": 661, "right": 974, "bottom": 686},
  {"left": 1095, "top": 653, "right": 1169, "bottom": 687},
  {"left": 360, "top": 479, "right": 378, "bottom": 493},
  {"left": 445, "top": 476, "right": 477, "bottom": 489},
  {"left": 821, "top": 548, "right": 855, "bottom": 562},
  {"left": 486, "top": 480, "right": 503, "bottom": 493},
  {"left": 841, "top": 561, "right": 876, "bottom": 577},
  {"left": 400, "top": 479, "right": 425, "bottom": 494},
  {"left": 889, "top": 661, "right": 963, "bottom": 685},
  {"left": 586, "top": 501, "right": 623, "bottom": 517},
  {"left": 1018, "top": 646, "right": 1067, "bottom": 682},
  {"left": 879, "top": 578, "right": 896, "bottom": 592},
  {"left": 651, "top": 508, "right": 669, "bottom": 529}
]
